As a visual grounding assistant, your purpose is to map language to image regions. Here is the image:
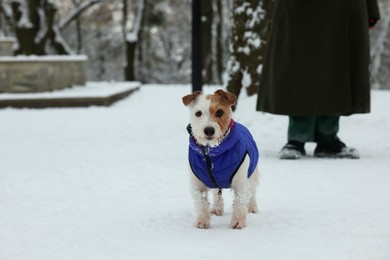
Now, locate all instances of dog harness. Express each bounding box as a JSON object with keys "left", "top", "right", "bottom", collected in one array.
[{"left": 187, "top": 120, "right": 259, "bottom": 189}]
